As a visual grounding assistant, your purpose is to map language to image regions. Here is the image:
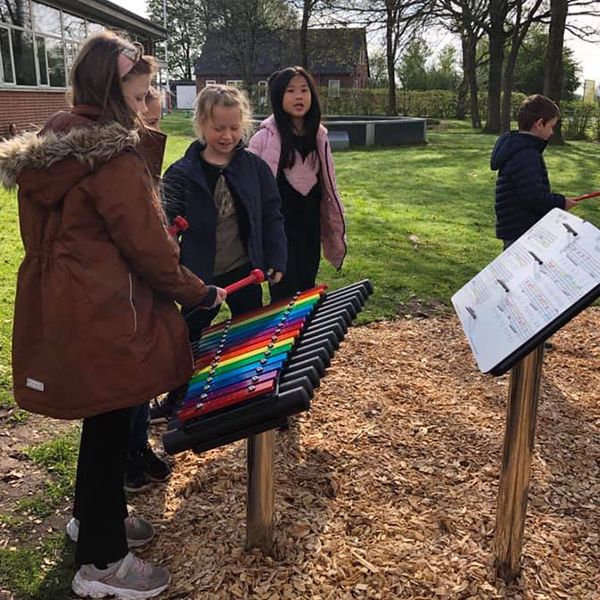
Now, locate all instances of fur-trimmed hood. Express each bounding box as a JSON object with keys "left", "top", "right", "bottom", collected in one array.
[{"left": 0, "top": 111, "right": 139, "bottom": 207}]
